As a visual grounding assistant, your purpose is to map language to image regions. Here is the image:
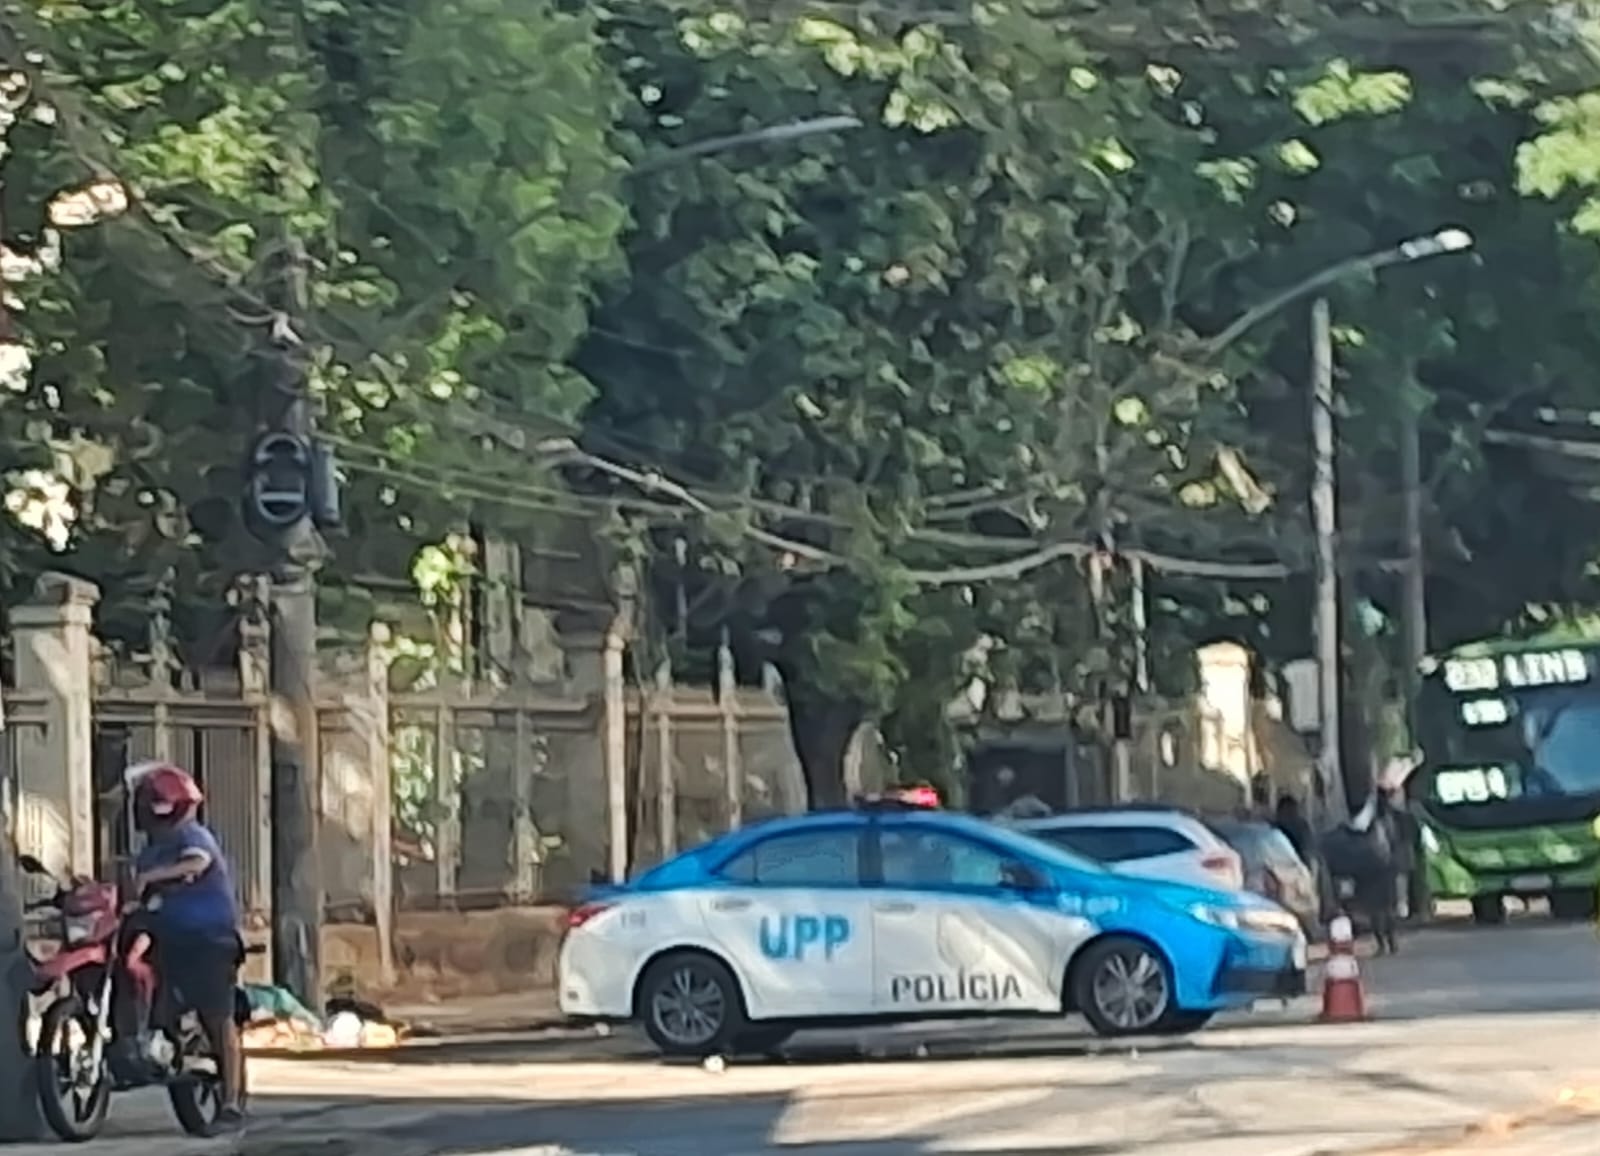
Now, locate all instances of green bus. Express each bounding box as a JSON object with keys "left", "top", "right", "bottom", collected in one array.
[{"left": 1413, "top": 632, "right": 1600, "bottom": 924}]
